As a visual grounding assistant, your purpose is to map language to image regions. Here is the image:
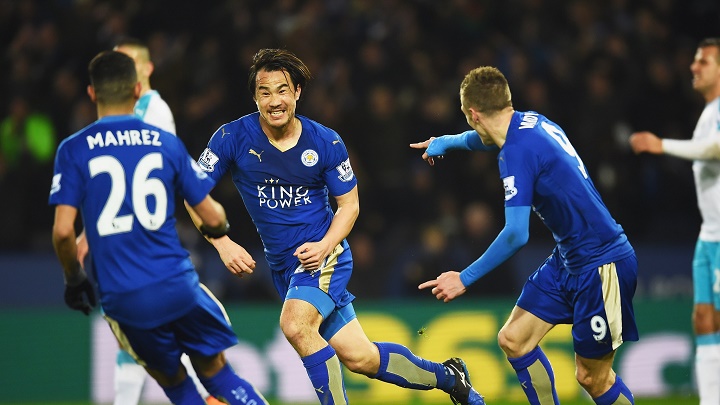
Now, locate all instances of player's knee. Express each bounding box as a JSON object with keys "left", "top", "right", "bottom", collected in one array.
[
  {"left": 692, "top": 305, "right": 716, "bottom": 333},
  {"left": 497, "top": 327, "right": 527, "bottom": 357},
  {"left": 279, "top": 317, "right": 313, "bottom": 346}
]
